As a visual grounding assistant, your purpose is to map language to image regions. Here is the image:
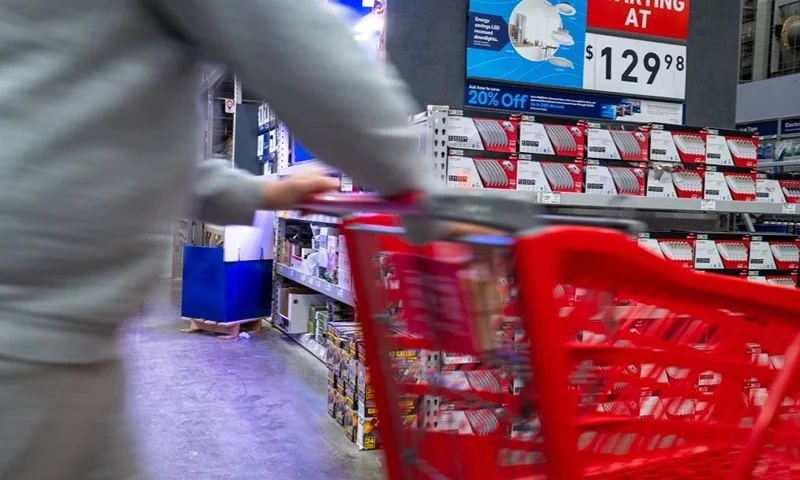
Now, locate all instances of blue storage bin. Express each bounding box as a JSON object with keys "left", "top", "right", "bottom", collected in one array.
[{"left": 181, "top": 246, "right": 273, "bottom": 322}]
